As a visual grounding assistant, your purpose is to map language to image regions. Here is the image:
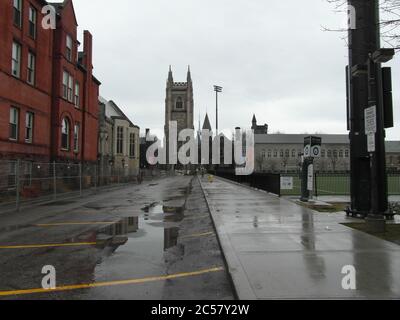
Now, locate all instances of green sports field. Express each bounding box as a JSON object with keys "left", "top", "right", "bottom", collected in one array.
[{"left": 280, "top": 174, "right": 400, "bottom": 196}]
